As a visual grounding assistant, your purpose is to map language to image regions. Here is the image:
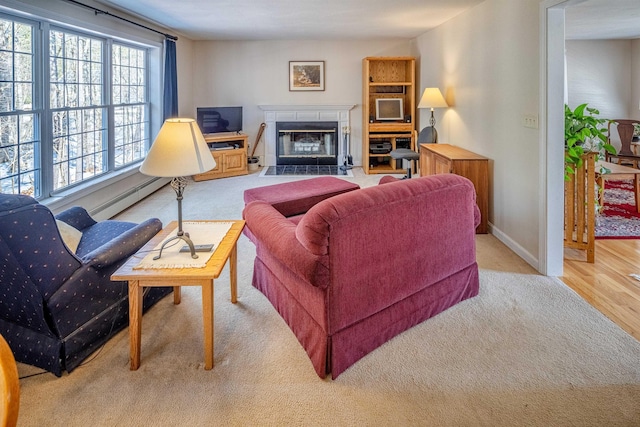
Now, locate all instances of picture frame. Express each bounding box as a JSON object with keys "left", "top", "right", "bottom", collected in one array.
[{"left": 289, "top": 61, "right": 325, "bottom": 91}]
